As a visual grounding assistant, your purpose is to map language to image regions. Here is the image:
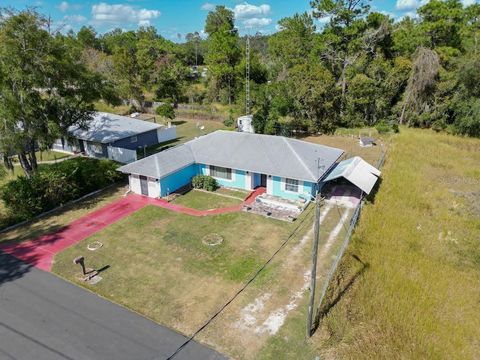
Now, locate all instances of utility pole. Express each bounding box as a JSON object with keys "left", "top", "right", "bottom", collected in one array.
[
  {"left": 307, "top": 193, "right": 321, "bottom": 337},
  {"left": 245, "top": 34, "right": 250, "bottom": 115}
]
